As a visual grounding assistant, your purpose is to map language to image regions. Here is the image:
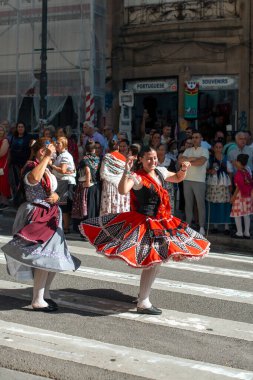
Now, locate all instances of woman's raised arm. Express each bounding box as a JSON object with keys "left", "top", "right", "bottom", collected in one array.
[
  {"left": 118, "top": 156, "right": 137, "bottom": 195},
  {"left": 165, "top": 161, "right": 191, "bottom": 183}
]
